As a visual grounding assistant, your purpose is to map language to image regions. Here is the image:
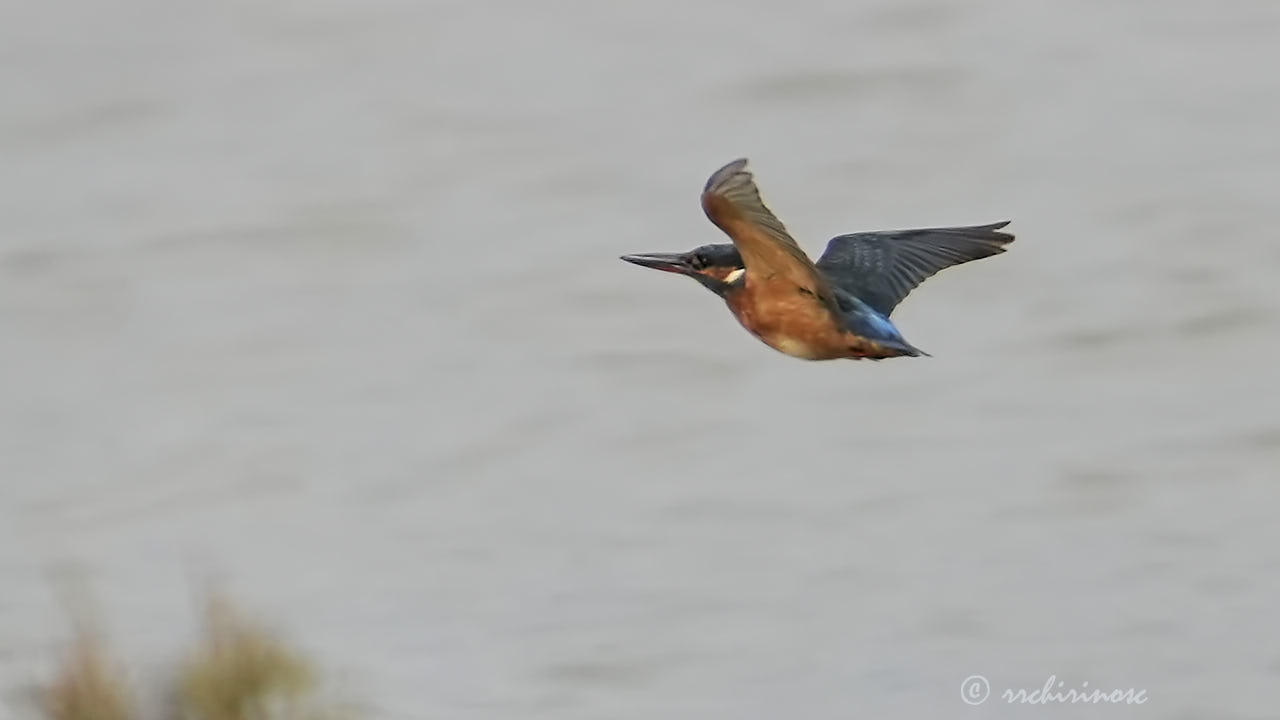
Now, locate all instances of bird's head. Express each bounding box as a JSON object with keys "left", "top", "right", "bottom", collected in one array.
[{"left": 620, "top": 244, "right": 745, "bottom": 296}]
